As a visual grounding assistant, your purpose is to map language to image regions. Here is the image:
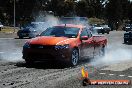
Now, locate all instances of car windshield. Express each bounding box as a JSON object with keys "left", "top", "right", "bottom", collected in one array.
[
  {"left": 40, "top": 27, "right": 80, "bottom": 38},
  {"left": 0, "top": 22, "right": 2, "bottom": 25}
]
